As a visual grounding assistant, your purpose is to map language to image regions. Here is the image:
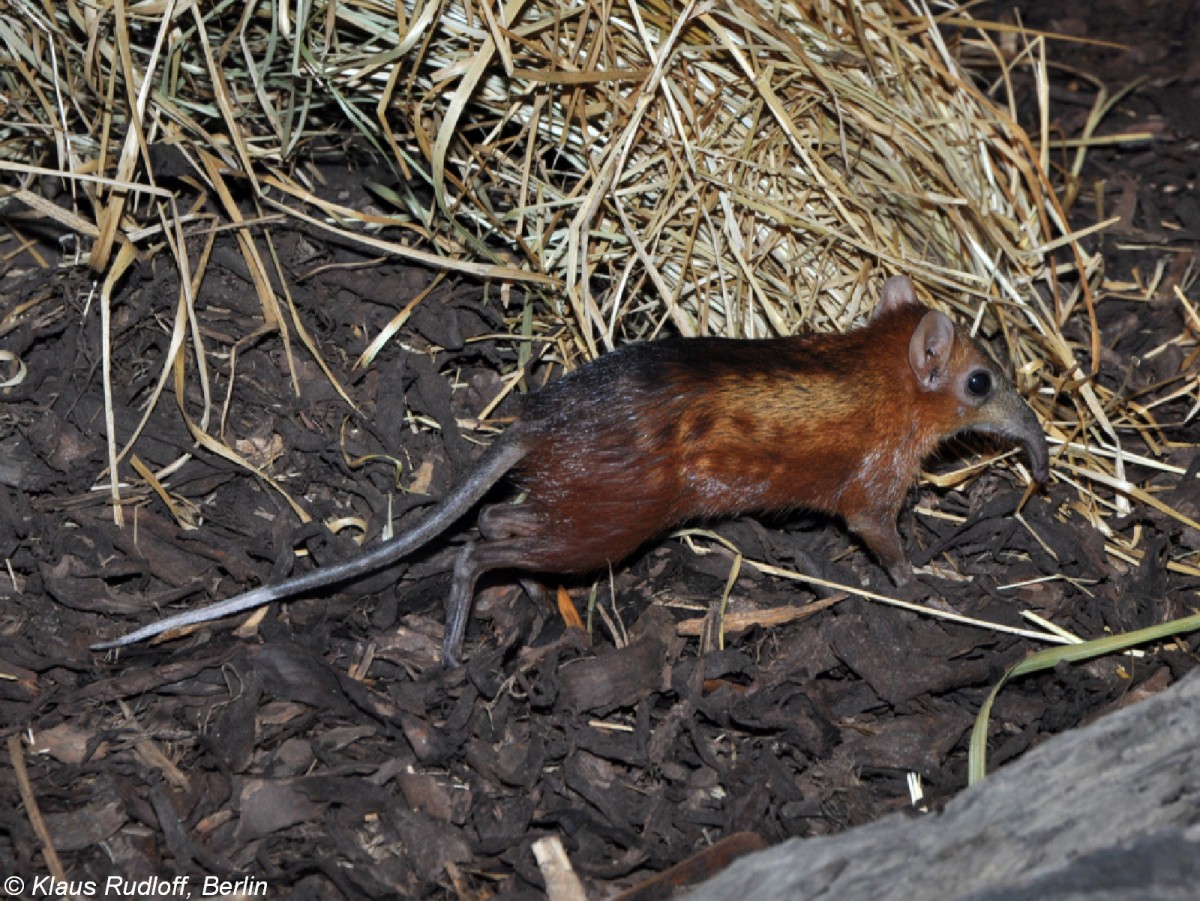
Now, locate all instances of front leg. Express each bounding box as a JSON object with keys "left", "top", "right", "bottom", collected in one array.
[{"left": 845, "top": 512, "right": 912, "bottom": 587}]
